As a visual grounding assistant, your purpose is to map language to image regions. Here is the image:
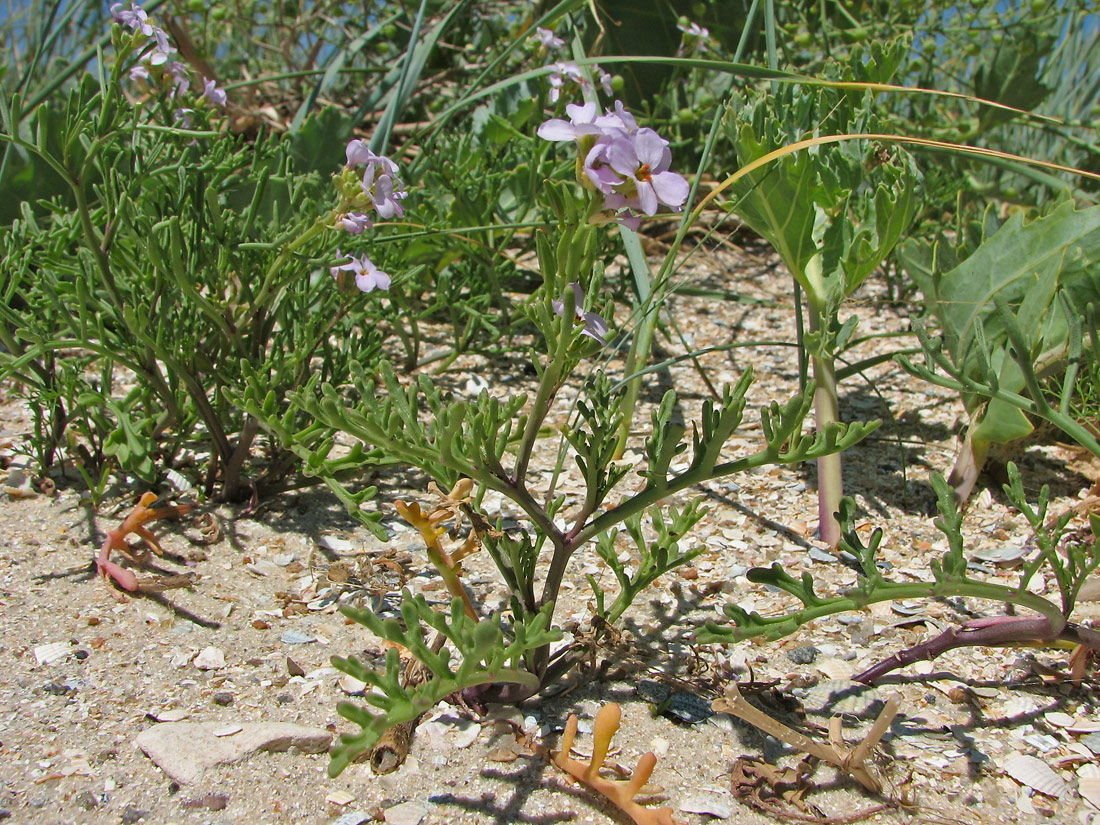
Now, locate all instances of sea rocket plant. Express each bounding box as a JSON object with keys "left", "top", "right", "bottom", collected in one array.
[
  {"left": 538, "top": 102, "right": 689, "bottom": 229},
  {"left": 676, "top": 19, "right": 711, "bottom": 55},
  {"left": 325, "top": 140, "right": 407, "bottom": 293},
  {"left": 112, "top": 1, "right": 225, "bottom": 112},
  {"left": 111, "top": 2, "right": 153, "bottom": 37}
]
